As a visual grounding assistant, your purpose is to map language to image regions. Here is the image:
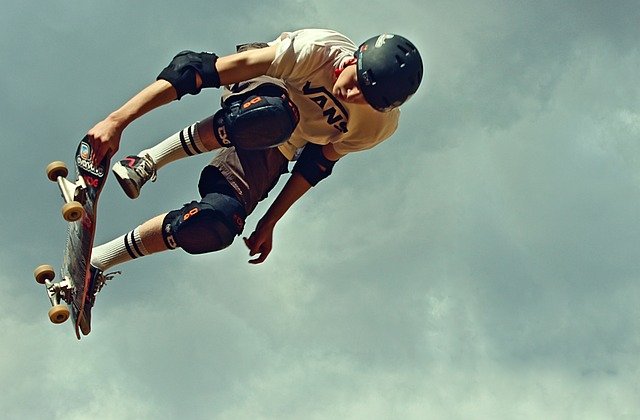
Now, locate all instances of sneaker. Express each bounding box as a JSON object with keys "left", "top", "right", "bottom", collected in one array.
[
  {"left": 112, "top": 154, "right": 157, "bottom": 199},
  {"left": 78, "top": 266, "right": 120, "bottom": 336}
]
